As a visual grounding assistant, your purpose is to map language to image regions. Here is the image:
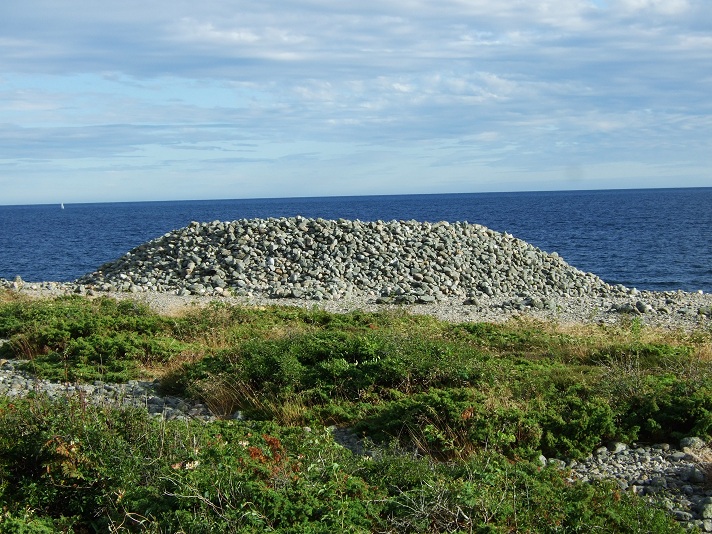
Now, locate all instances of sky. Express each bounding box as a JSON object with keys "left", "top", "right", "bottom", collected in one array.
[{"left": 1, "top": 0, "right": 711, "bottom": 205}]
